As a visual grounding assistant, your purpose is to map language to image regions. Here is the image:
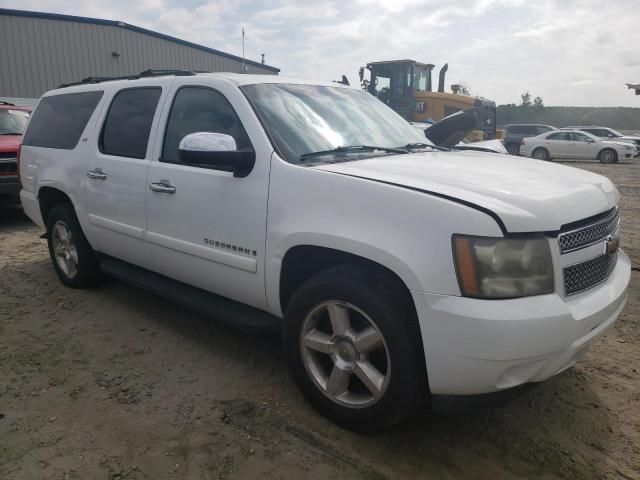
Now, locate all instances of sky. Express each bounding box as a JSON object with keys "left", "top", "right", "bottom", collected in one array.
[{"left": 3, "top": 0, "right": 640, "bottom": 107}]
